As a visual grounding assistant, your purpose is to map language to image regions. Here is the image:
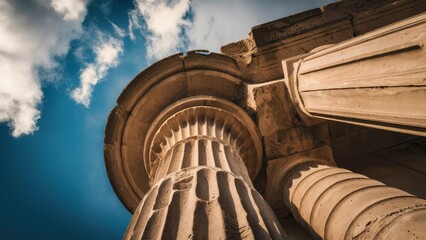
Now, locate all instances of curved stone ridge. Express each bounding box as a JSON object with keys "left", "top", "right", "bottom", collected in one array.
[
  {"left": 151, "top": 138, "right": 252, "bottom": 187},
  {"left": 119, "top": 93, "right": 286, "bottom": 239},
  {"left": 151, "top": 106, "right": 255, "bottom": 164},
  {"left": 283, "top": 163, "right": 426, "bottom": 240},
  {"left": 148, "top": 105, "right": 257, "bottom": 185},
  {"left": 124, "top": 167, "right": 286, "bottom": 240},
  {"left": 144, "top": 96, "right": 263, "bottom": 184},
  {"left": 104, "top": 53, "right": 253, "bottom": 212}
]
